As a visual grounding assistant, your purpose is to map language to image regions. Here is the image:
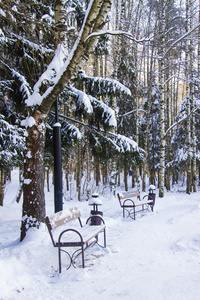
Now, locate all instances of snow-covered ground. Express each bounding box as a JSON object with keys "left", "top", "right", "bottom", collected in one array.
[{"left": 0, "top": 169, "right": 200, "bottom": 300}]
